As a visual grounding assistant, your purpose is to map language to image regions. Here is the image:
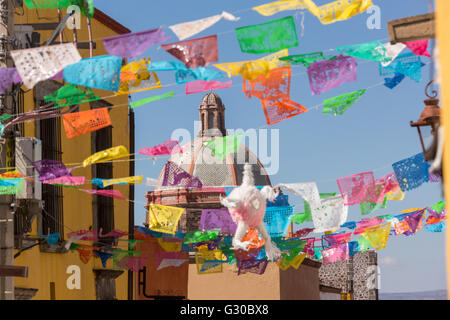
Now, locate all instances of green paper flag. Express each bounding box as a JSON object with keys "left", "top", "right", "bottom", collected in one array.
[
  {"left": 291, "top": 192, "right": 337, "bottom": 225},
  {"left": 430, "top": 200, "right": 445, "bottom": 214},
  {"left": 323, "top": 89, "right": 366, "bottom": 116},
  {"left": 184, "top": 229, "right": 220, "bottom": 244},
  {"left": 203, "top": 134, "right": 243, "bottom": 160},
  {"left": 130, "top": 91, "right": 175, "bottom": 109},
  {"left": 235, "top": 16, "right": 298, "bottom": 54},
  {"left": 336, "top": 41, "right": 391, "bottom": 63},
  {"left": 0, "top": 115, "right": 12, "bottom": 122},
  {"left": 360, "top": 195, "right": 388, "bottom": 215},
  {"left": 279, "top": 52, "right": 329, "bottom": 67},
  {"left": 25, "top": 0, "right": 94, "bottom": 17},
  {"left": 357, "top": 236, "right": 372, "bottom": 253},
  {"left": 44, "top": 84, "right": 100, "bottom": 108}
]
